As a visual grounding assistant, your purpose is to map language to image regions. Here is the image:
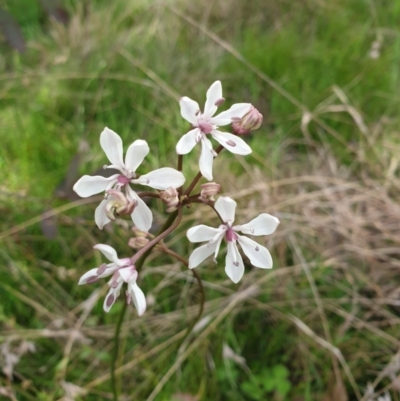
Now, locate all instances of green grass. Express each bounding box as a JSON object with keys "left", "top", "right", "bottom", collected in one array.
[{"left": 1, "top": 0, "right": 400, "bottom": 400}]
